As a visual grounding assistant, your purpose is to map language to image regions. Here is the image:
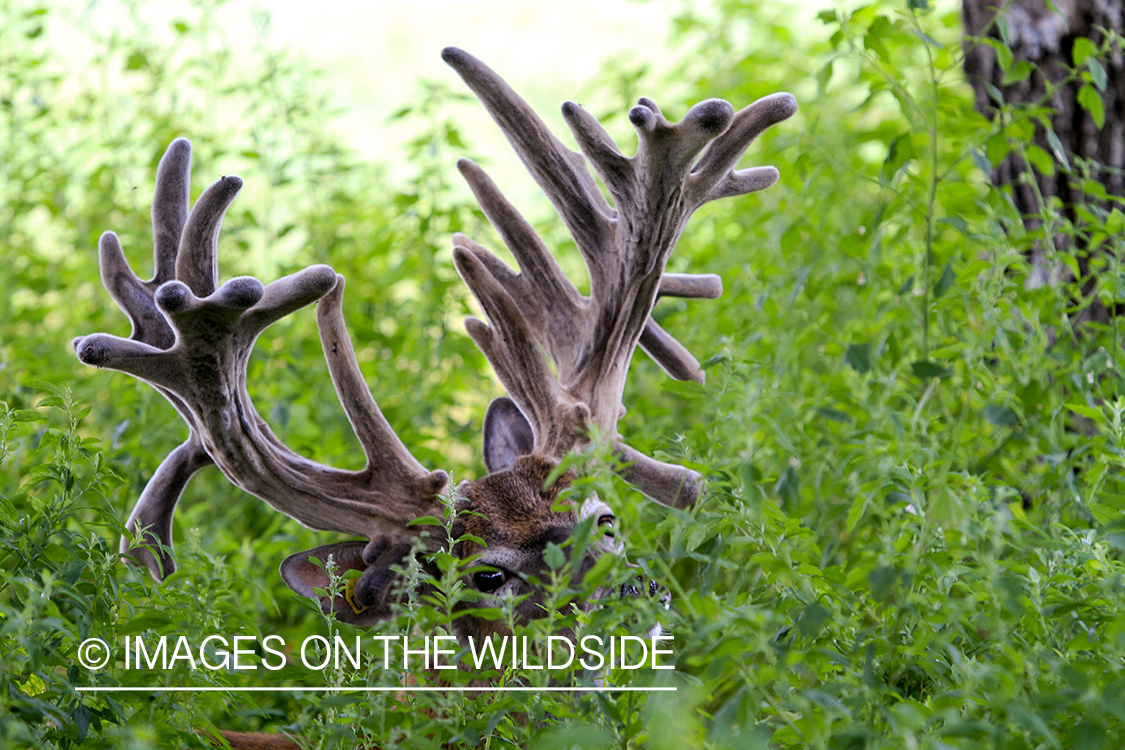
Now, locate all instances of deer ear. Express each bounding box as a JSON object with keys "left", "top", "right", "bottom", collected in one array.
[
  {"left": 483, "top": 397, "right": 535, "bottom": 473},
  {"left": 279, "top": 540, "right": 408, "bottom": 626}
]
